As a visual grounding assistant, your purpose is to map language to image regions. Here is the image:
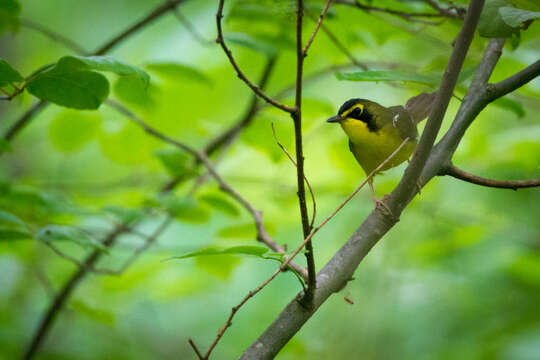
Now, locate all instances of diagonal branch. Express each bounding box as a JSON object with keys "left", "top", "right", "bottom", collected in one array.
[
  {"left": 215, "top": 0, "right": 295, "bottom": 113},
  {"left": 441, "top": 163, "right": 540, "bottom": 190},
  {"left": 239, "top": 1, "right": 486, "bottom": 358},
  {"left": 303, "top": 0, "right": 333, "bottom": 56},
  {"left": 199, "top": 137, "right": 410, "bottom": 360},
  {"left": 272, "top": 123, "right": 317, "bottom": 228},
  {"left": 486, "top": 60, "right": 540, "bottom": 101}
]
